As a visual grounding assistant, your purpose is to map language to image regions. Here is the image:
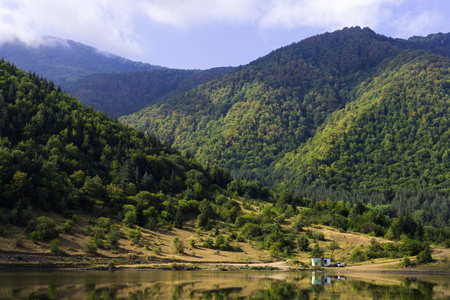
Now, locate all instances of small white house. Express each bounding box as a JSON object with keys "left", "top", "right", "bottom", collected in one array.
[{"left": 311, "top": 257, "right": 331, "bottom": 267}]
